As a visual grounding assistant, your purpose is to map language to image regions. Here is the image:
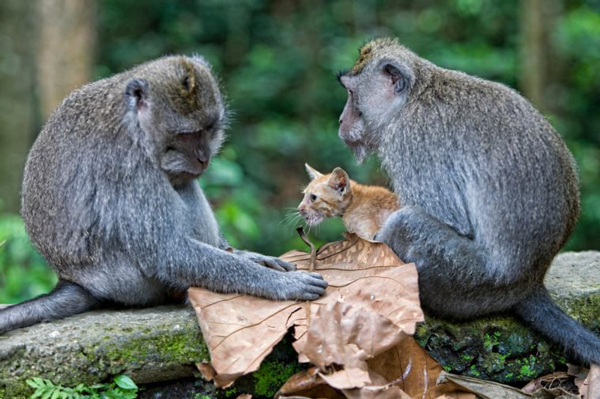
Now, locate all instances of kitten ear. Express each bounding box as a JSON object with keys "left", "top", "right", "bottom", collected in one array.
[
  {"left": 305, "top": 163, "right": 323, "bottom": 180},
  {"left": 329, "top": 167, "right": 349, "bottom": 193}
]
